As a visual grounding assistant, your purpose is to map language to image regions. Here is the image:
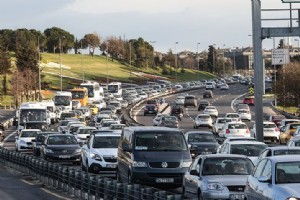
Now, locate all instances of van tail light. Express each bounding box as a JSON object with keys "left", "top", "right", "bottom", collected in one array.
[
  {"left": 246, "top": 129, "right": 250, "bottom": 134},
  {"left": 226, "top": 129, "right": 230, "bottom": 134},
  {"left": 144, "top": 107, "right": 148, "bottom": 111},
  {"left": 275, "top": 128, "right": 279, "bottom": 132}
]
